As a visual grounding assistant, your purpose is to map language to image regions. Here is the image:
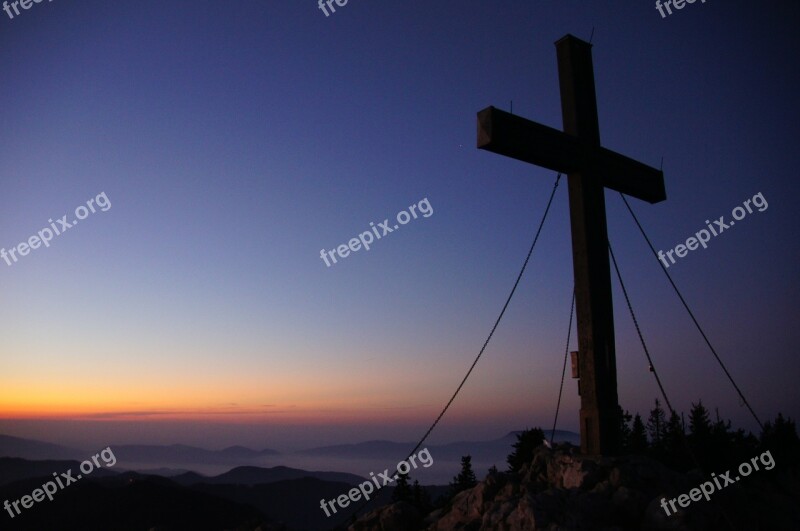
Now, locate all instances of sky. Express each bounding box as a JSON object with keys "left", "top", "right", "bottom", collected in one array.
[{"left": 0, "top": 1, "right": 798, "bottom": 452}]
